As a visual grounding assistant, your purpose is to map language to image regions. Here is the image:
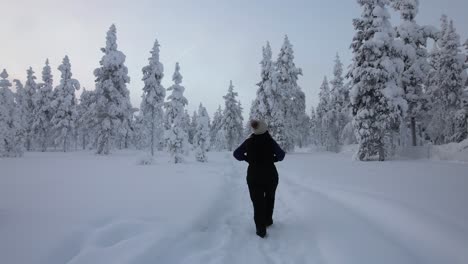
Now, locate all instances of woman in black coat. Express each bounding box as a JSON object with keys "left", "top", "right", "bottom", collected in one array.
[{"left": 233, "top": 120, "right": 285, "bottom": 238}]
